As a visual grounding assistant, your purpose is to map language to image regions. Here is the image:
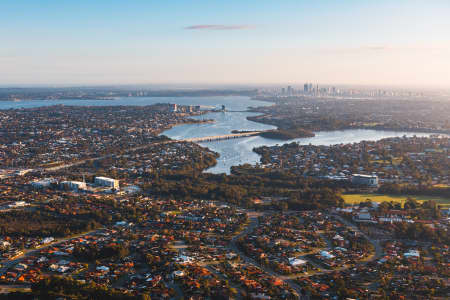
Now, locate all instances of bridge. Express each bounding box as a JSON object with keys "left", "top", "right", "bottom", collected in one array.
[
  {"left": 182, "top": 131, "right": 262, "bottom": 143},
  {"left": 37, "top": 131, "right": 265, "bottom": 173}
]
